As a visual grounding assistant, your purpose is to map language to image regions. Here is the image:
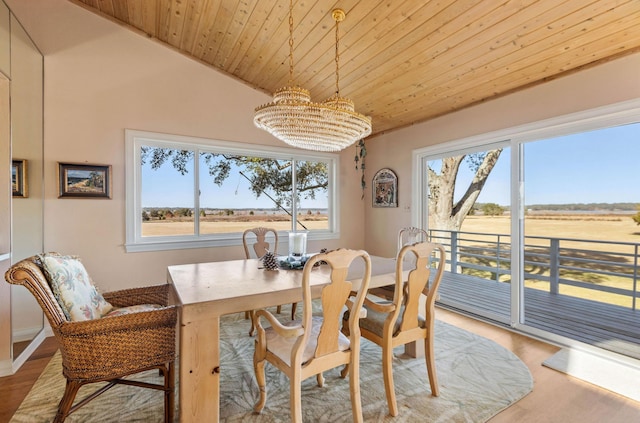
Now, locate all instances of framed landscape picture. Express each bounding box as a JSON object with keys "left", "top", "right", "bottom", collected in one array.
[
  {"left": 58, "top": 162, "right": 112, "bottom": 198},
  {"left": 12, "top": 159, "right": 28, "bottom": 198},
  {"left": 372, "top": 168, "right": 397, "bottom": 208}
]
